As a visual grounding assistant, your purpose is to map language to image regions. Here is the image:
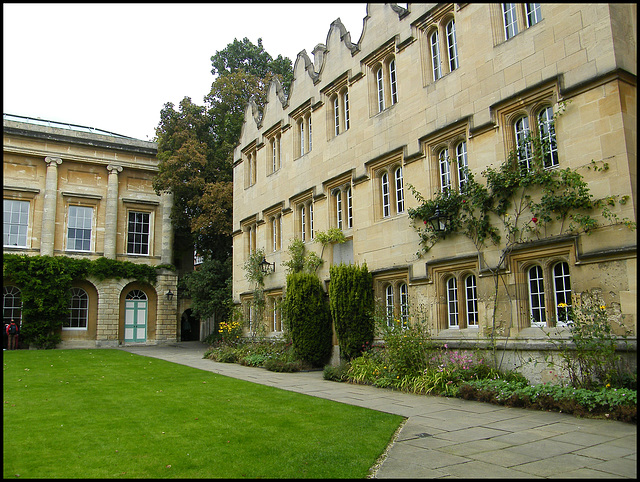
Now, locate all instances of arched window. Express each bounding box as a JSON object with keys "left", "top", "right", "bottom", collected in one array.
[
  {"left": 446, "top": 277, "right": 459, "bottom": 328},
  {"left": 553, "top": 262, "right": 571, "bottom": 326},
  {"left": 346, "top": 186, "right": 353, "bottom": 229},
  {"left": 381, "top": 172, "right": 391, "bottom": 218},
  {"left": 385, "top": 284, "right": 394, "bottom": 327},
  {"left": 66, "top": 287, "right": 88, "bottom": 329},
  {"left": 465, "top": 275, "right": 478, "bottom": 327},
  {"left": 528, "top": 265, "right": 546, "bottom": 326},
  {"left": 336, "top": 190, "right": 343, "bottom": 230},
  {"left": 343, "top": 91, "right": 350, "bottom": 130},
  {"left": 538, "top": 106, "right": 558, "bottom": 168},
  {"left": 446, "top": 19, "right": 458, "bottom": 71},
  {"left": 376, "top": 67, "right": 385, "bottom": 112},
  {"left": 439, "top": 148, "right": 451, "bottom": 192},
  {"left": 430, "top": 30, "right": 442, "bottom": 80},
  {"left": 456, "top": 141, "right": 468, "bottom": 189},
  {"left": 394, "top": 167, "right": 405, "bottom": 213},
  {"left": 389, "top": 59, "right": 398, "bottom": 105},
  {"left": 502, "top": 3, "right": 519, "bottom": 40},
  {"left": 514, "top": 116, "right": 533, "bottom": 170},
  {"left": 400, "top": 283, "right": 409, "bottom": 327},
  {"left": 3, "top": 286, "right": 22, "bottom": 325}
]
